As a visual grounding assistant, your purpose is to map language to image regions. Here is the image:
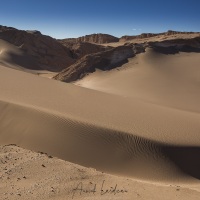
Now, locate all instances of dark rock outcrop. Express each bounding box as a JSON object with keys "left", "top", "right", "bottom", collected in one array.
[
  {"left": 60, "top": 33, "right": 119, "bottom": 44},
  {"left": 125, "top": 43, "right": 146, "bottom": 54},
  {"left": 149, "top": 37, "right": 200, "bottom": 54},
  {"left": 59, "top": 41, "right": 110, "bottom": 59},
  {"left": 165, "top": 30, "right": 196, "bottom": 36},
  {"left": 53, "top": 45, "right": 134, "bottom": 82}
]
